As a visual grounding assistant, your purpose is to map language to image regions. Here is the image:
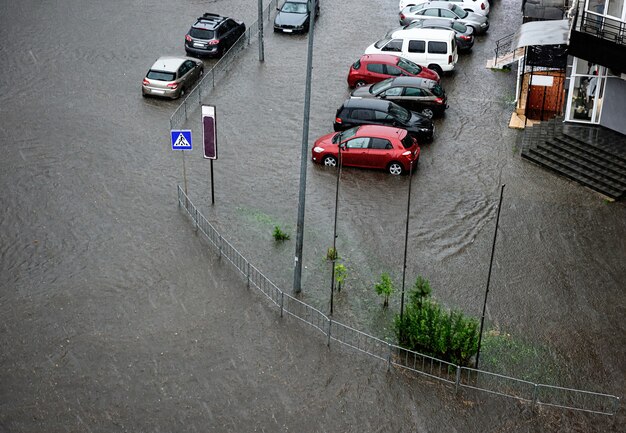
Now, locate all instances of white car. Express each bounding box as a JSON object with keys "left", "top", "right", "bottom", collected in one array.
[{"left": 399, "top": 0, "right": 489, "bottom": 16}]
